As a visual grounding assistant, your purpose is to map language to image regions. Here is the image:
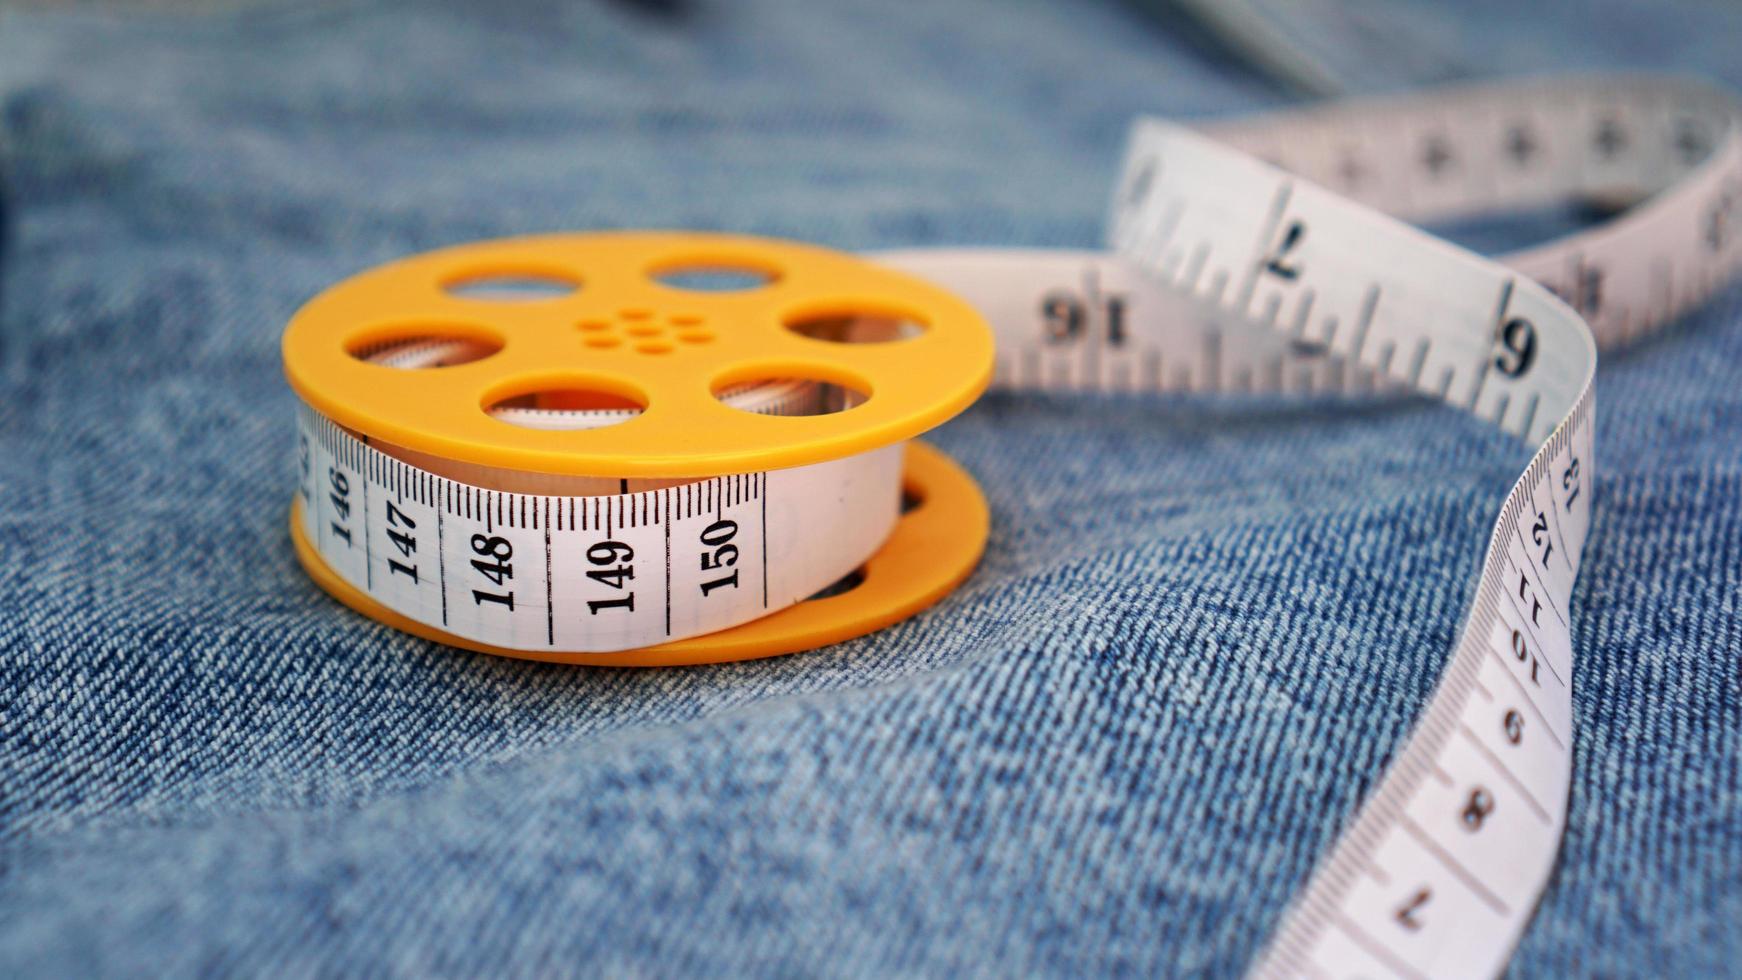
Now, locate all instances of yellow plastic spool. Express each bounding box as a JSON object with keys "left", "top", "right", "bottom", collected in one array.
[{"left": 282, "top": 231, "right": 994, "bottom": 666}]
